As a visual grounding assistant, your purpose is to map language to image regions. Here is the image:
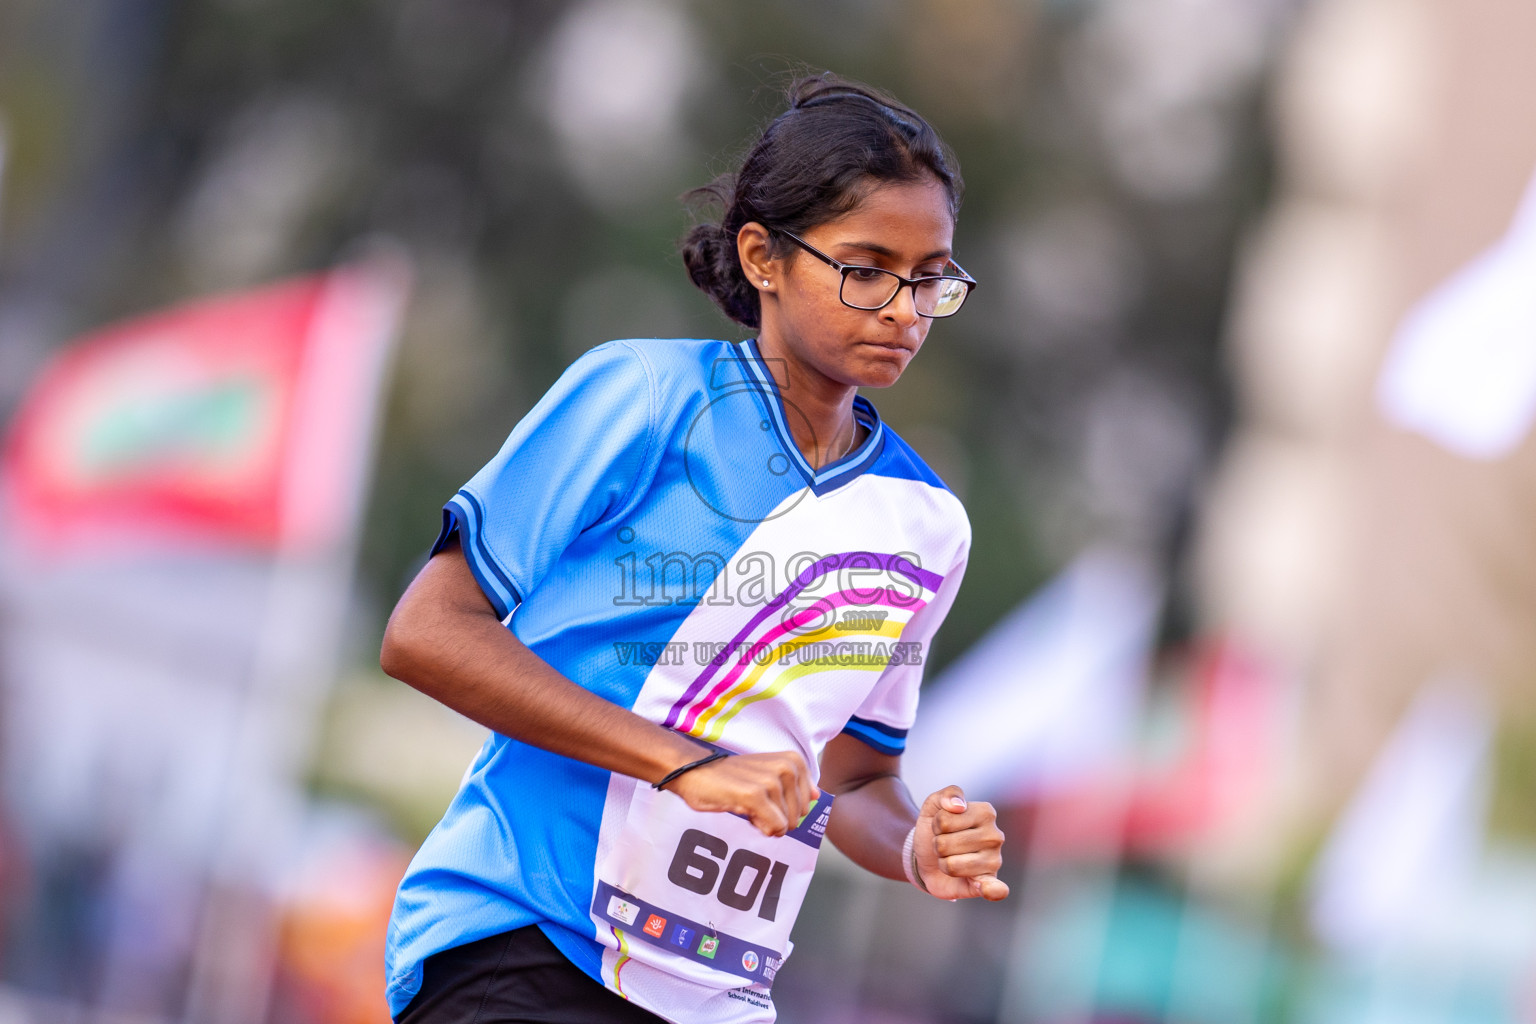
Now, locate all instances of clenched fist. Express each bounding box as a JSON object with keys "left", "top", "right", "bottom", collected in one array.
[
  {"left": 663, "top": 750, "right": 820, "bottom": 838},
  {"left": 911, "top": 785, "right": 1008, "bottom": 901}
]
